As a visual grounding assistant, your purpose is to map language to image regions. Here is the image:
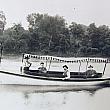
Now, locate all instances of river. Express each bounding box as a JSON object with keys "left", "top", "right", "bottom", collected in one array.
[{"left": 0, "top": 56, "right": 110, "bottom": 110}]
